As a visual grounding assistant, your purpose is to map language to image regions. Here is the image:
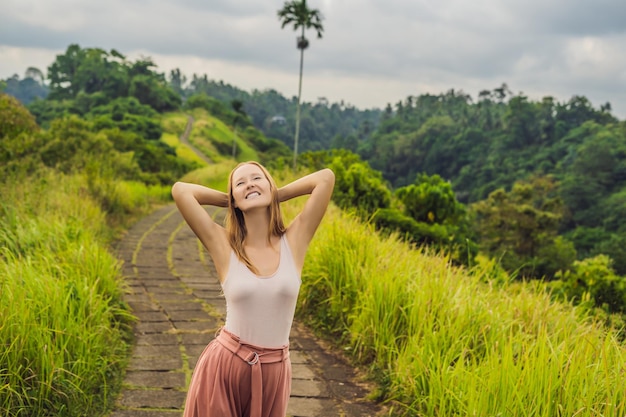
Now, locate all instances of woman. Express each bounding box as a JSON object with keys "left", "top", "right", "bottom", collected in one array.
[{"left": 171, "top": 161, "right": 335, "bottom": 417}]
